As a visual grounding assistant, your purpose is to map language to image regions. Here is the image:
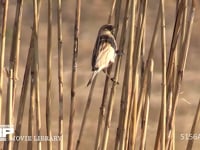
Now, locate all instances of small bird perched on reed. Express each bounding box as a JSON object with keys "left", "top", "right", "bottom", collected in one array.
[{"left": 87, "top": 24, "right": 120, "bottom": 86}]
